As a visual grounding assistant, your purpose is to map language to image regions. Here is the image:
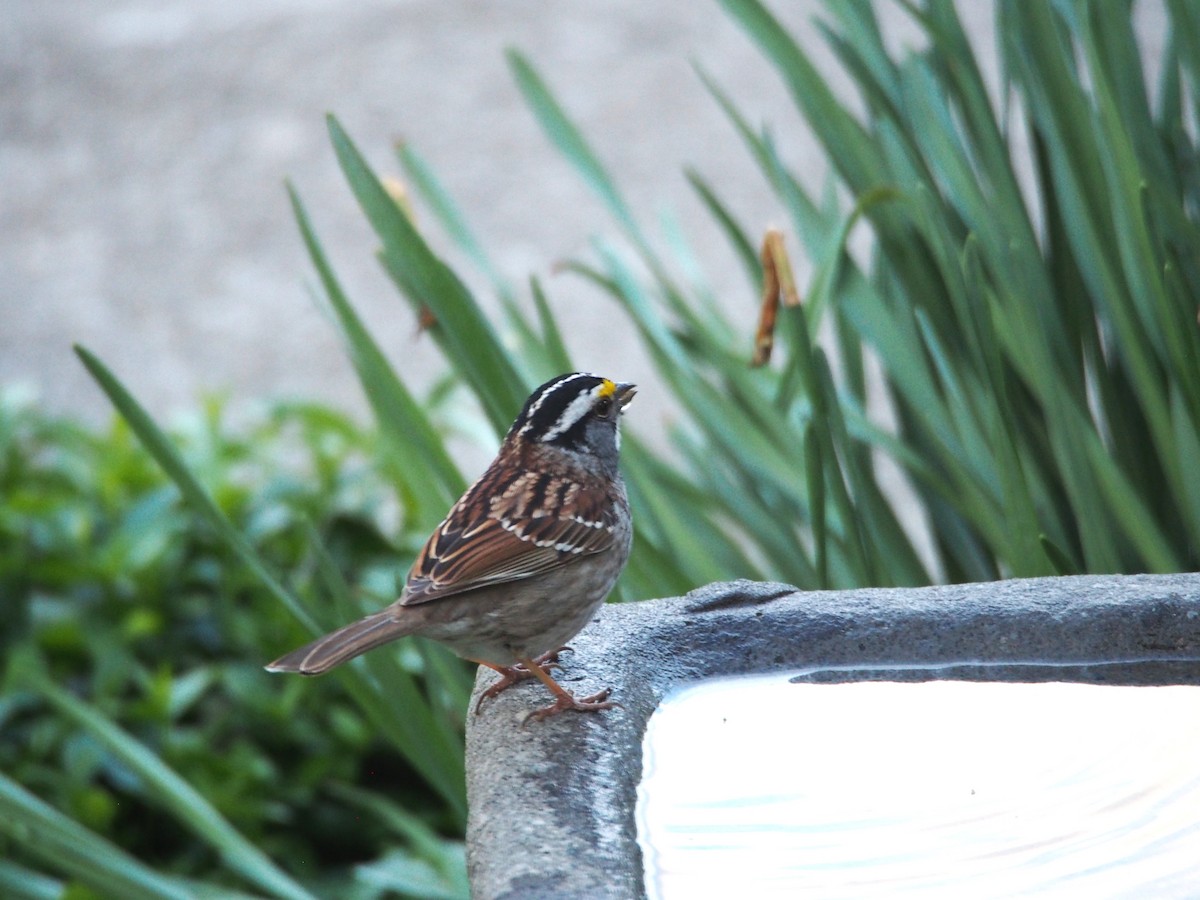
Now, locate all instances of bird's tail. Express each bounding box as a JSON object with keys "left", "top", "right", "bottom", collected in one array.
[{"left": 265, "top": 611, "right": 412, "bottom": 675}]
